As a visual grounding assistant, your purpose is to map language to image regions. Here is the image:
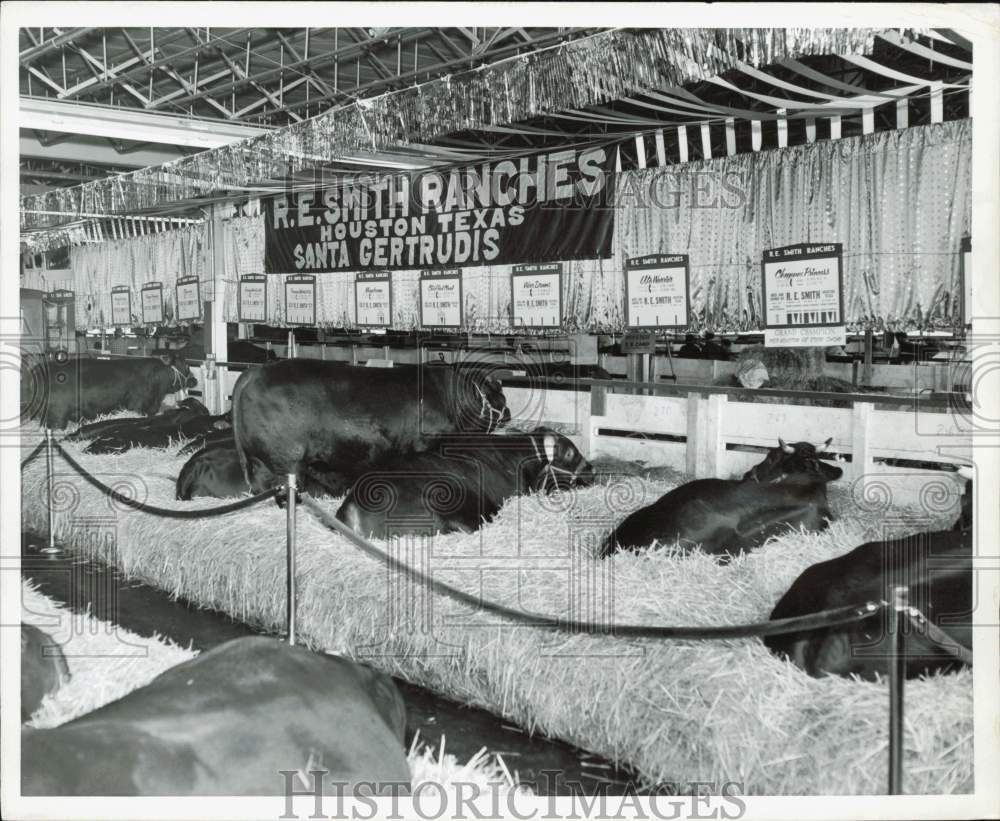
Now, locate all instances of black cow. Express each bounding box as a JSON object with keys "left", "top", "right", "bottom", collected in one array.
[
  {"left": 162, "top": 339, "right": 277, "bottom": 365},
  {"left": 83, "top": 403, "right": 230, "bottom": 455},
  {"left": 336, "top": 428, "right": 594, "bottom": 539},
  {"left": 764, "top": 468, "right": 973, "bottom": 679},
  {"left": 176, "top": 442, "right": 336, "bottom": 500},
  {"left": 601, "top": 439, "right": 843, "bottom": 558},
  {"left": 231, "top": 360, "right": 510, "bottom": 497},
  {"left": 22, "top": 636, "right": 410, "bottom": 795},
  {"left": 23, "top": 354, "right": 197, "bottom": 430}
]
